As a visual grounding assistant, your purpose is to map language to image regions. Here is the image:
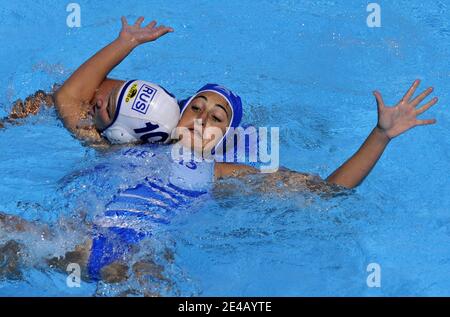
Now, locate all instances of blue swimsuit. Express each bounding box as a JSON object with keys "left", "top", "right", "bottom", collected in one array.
[{"left": 86, "top": 145, "right": 214, "bottom": 280}]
